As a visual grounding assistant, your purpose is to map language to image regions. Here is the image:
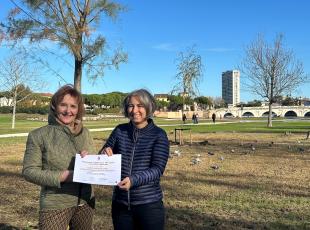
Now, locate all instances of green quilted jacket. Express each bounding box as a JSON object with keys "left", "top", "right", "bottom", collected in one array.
[{"left": 23, "top": 116, "right": 95, "bottom": 210}]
